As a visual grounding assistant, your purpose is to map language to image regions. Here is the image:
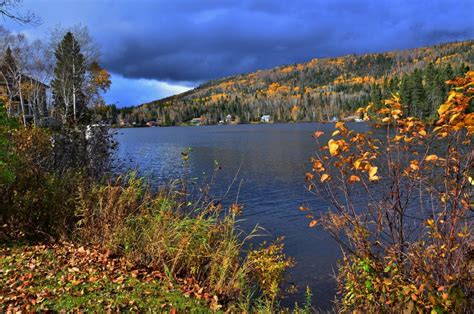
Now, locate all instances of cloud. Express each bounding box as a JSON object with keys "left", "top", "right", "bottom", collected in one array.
[
  {"left": 4, "top": 0, "right": 474, "bottom": 105},
  {"left": 104, "top": 73, "right": 192, "bottom": 107}
]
